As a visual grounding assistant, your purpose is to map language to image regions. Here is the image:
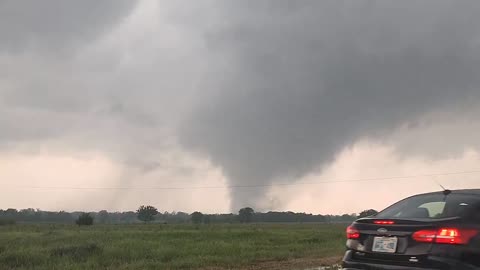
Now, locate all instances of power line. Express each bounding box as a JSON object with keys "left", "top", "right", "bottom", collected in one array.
[{"left": 4, "top": 169, "right": 480, "bottom": 191}]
